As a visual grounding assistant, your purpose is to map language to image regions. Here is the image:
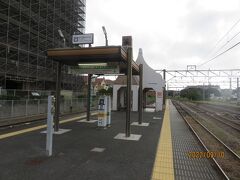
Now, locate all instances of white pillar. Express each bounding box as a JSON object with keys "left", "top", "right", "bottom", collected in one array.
[
  {"left": 112, "top": 85, "right": 120, "bottom": 110},
  {"left": 132, "top": 85, "right": 139, "bottom": 111}
]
